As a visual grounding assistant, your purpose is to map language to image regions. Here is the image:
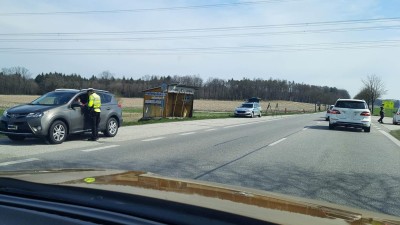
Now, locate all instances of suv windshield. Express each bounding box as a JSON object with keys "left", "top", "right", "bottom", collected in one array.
[
  {"left": 335, "top": 101, "right": 367, "bottom": 109},
  {"left": 31, "top": 91, "right": 76, "bottom": 106}
]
